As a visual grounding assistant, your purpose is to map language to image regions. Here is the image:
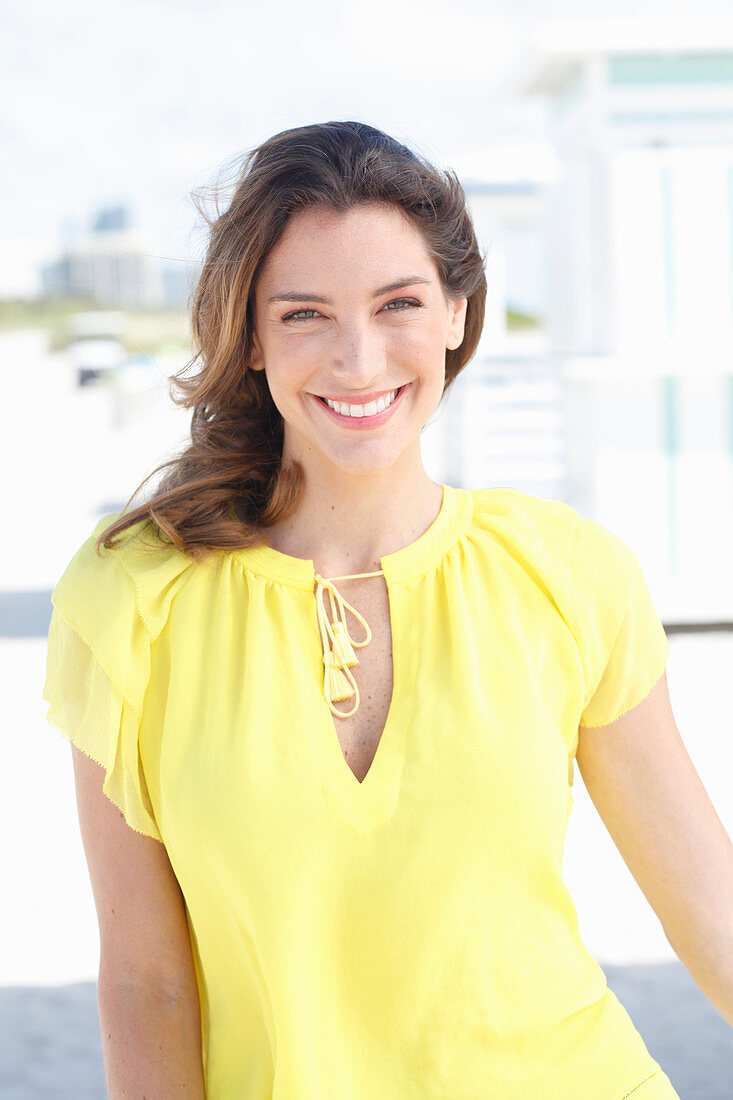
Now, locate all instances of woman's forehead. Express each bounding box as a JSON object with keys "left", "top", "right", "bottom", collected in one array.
[{"left": 259, "top": 204, "right": 433, "bottom": 284}]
